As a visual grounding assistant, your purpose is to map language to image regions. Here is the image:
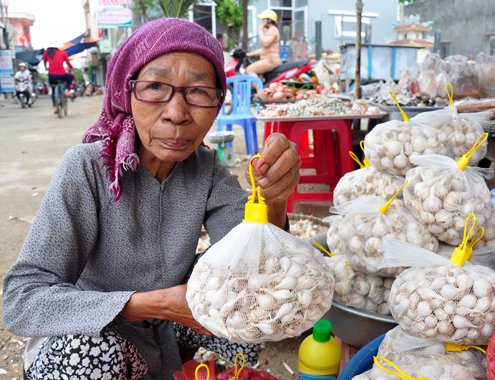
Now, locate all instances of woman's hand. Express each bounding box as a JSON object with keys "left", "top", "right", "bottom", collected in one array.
[
  {"left": 246, "top": 133, "right": 301, "bottom": 227},
  {"left": 119, "top": 285, "right": 213, "bottom": 336}
]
